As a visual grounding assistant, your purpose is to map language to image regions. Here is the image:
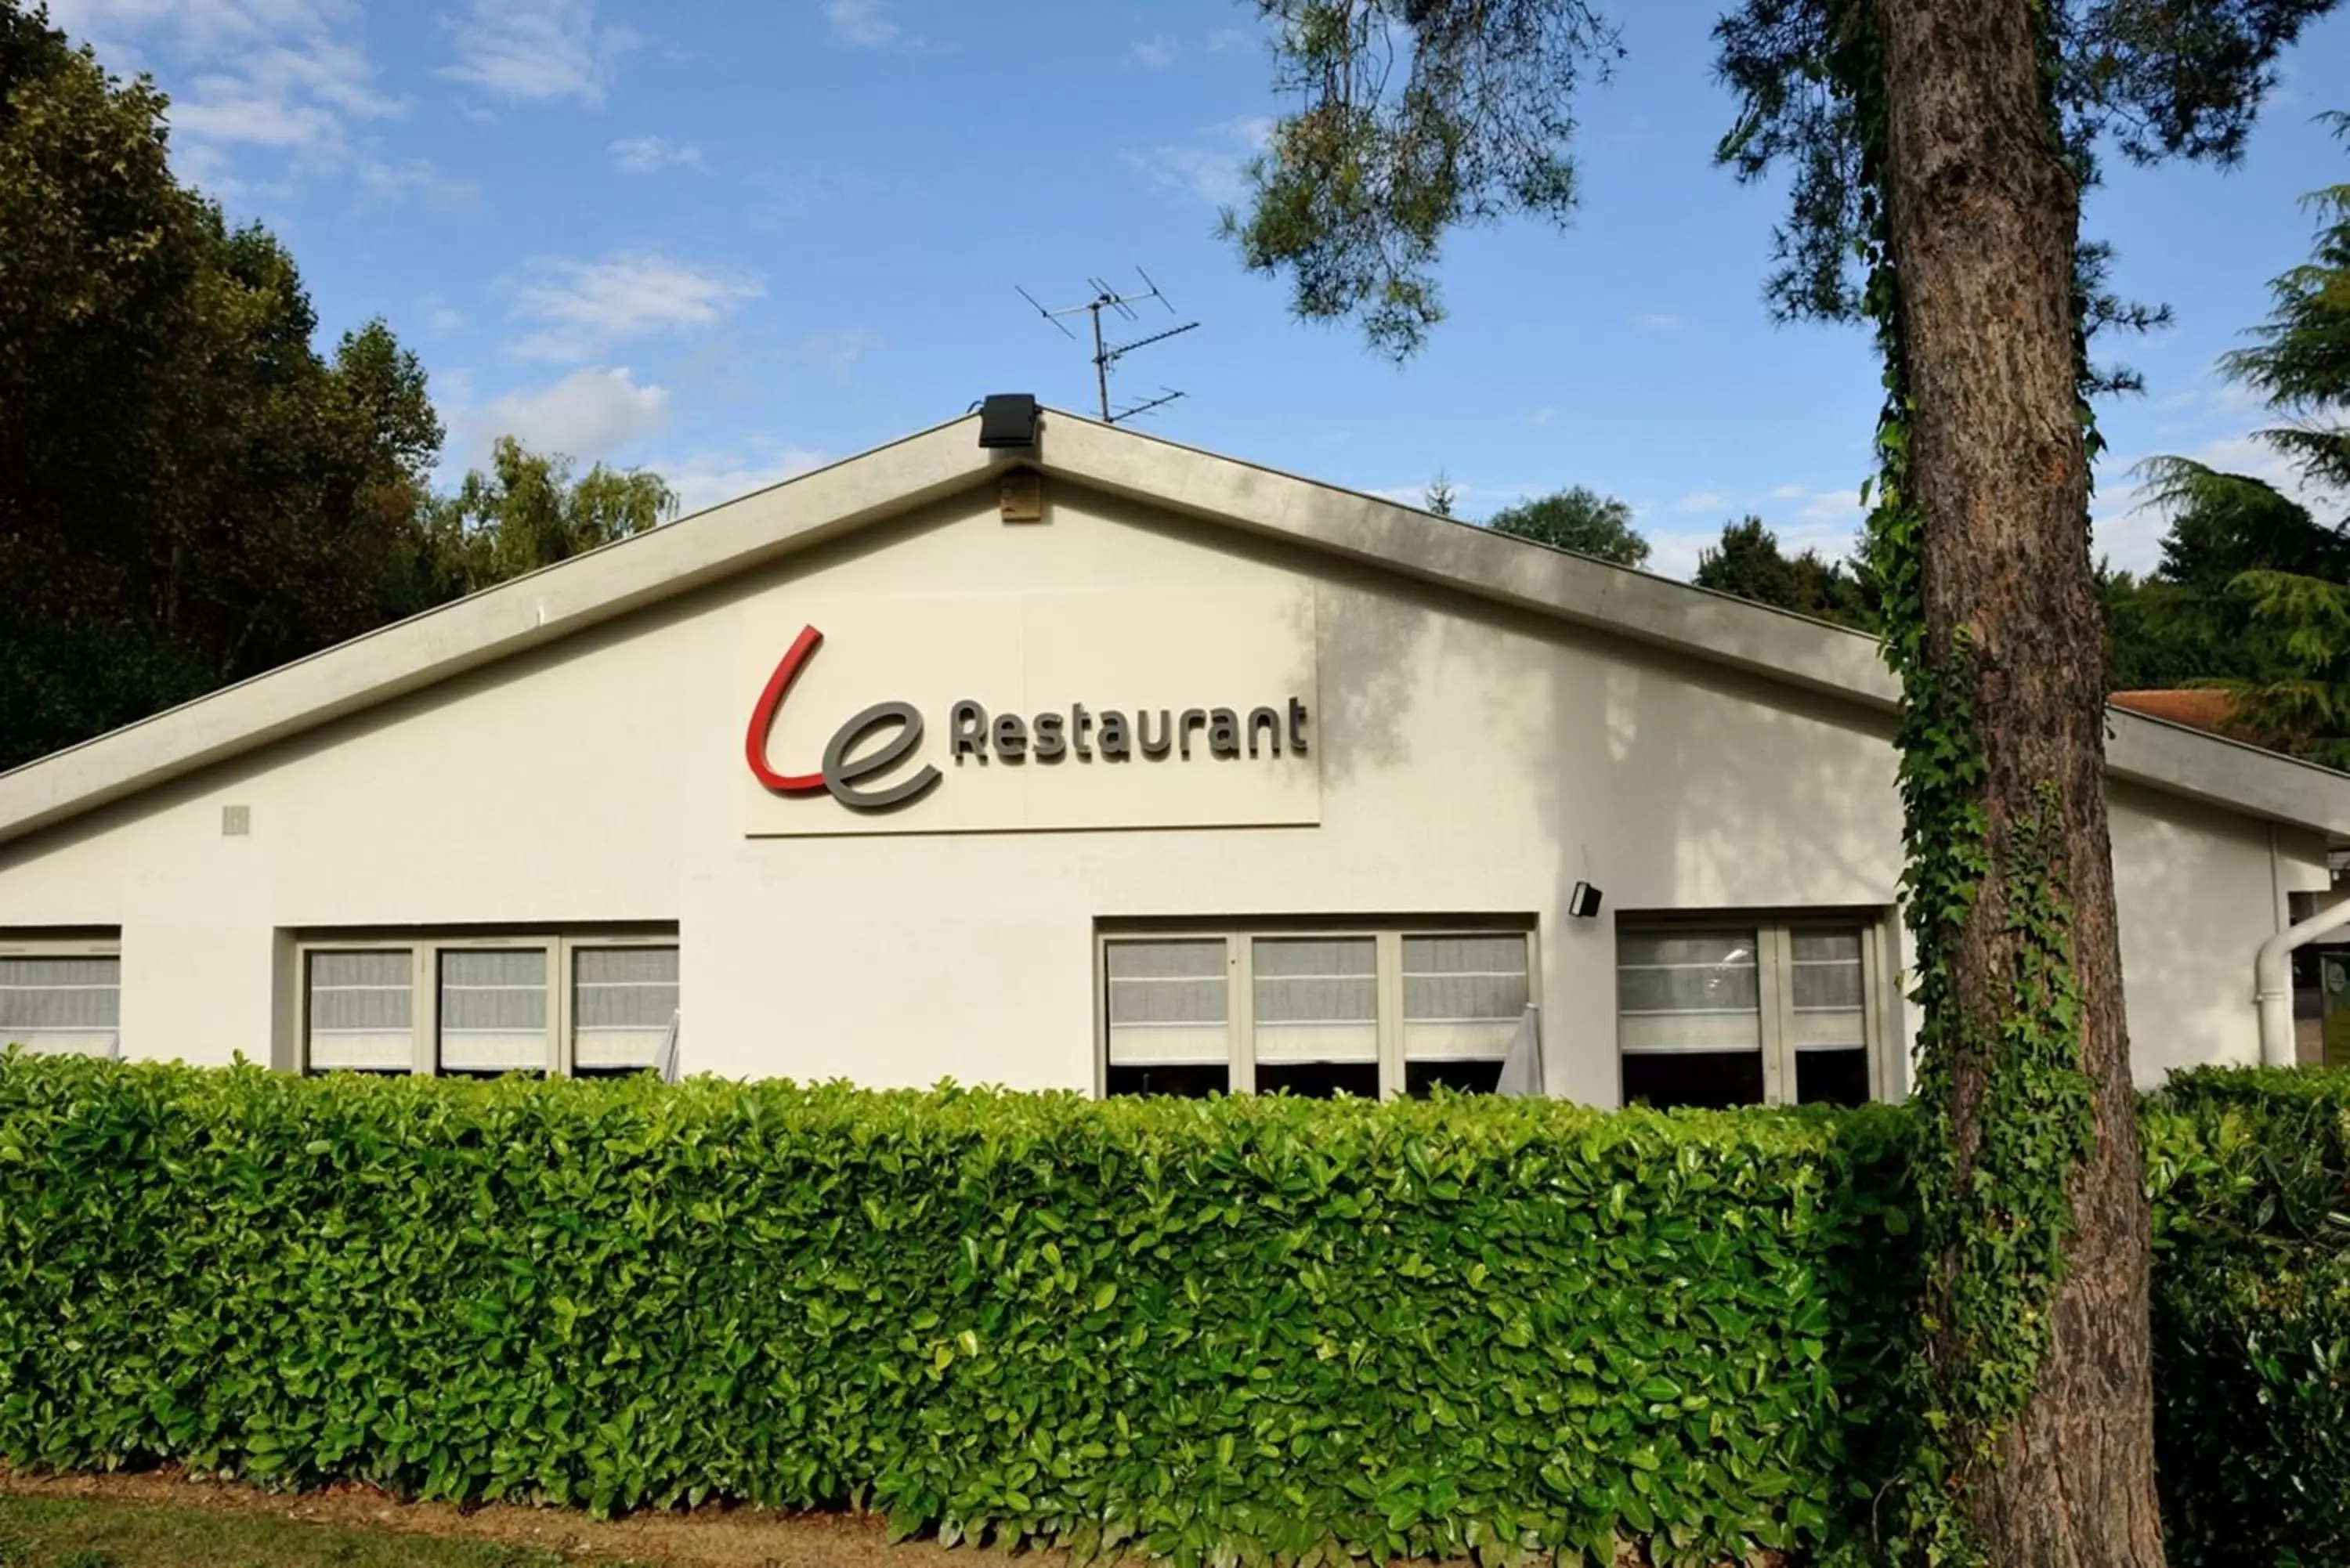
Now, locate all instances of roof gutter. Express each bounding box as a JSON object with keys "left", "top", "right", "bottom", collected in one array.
[{"left": 2257, "top": 898, "right": 2350, "bottom": 1067}]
